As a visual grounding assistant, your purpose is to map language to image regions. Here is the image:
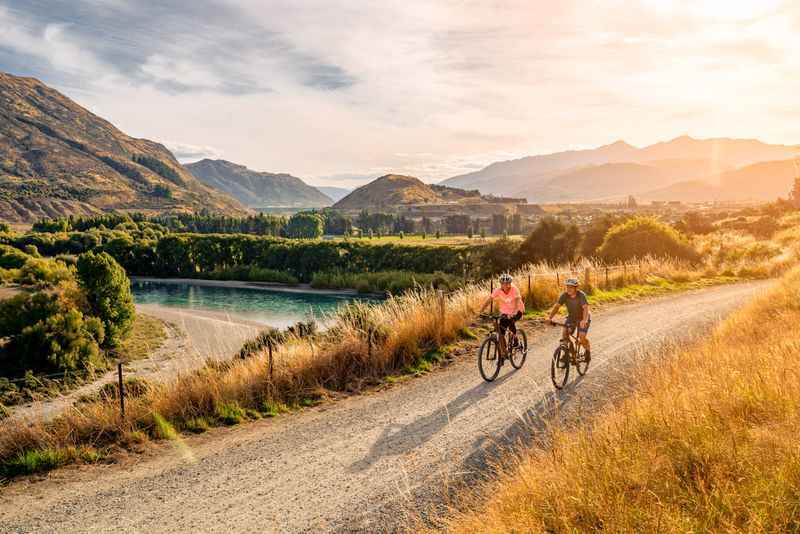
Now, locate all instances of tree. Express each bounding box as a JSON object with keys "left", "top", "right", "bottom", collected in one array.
[
  {"left": 627, "top": 195, "right": 638, "bottom": 208},
  {"left": 791, "top": 175, "right": 800, "bottom": 208},
  {"left": 510, "top": 214, "right": 522, "bottom": 235},
  {"left": 580, "top": 214, "right": 621, "bottom": 258},
  {"left": 76, "top": 251, "right": 135, "bottom": 348},
  {"left": 597, "top": 217, "right": 698, "bottom": 263},
  {"left": 517, "top": 217, "right": 579, "bottom": 265},
  {"left": 284, "top": 212, "right": 324, "bottom": 239},
  {"left": 444, "top": 214, "right": 470, "bottom": 234},
  {"left": 491, "top": 214, "right": 508, "bottom": 235}
]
